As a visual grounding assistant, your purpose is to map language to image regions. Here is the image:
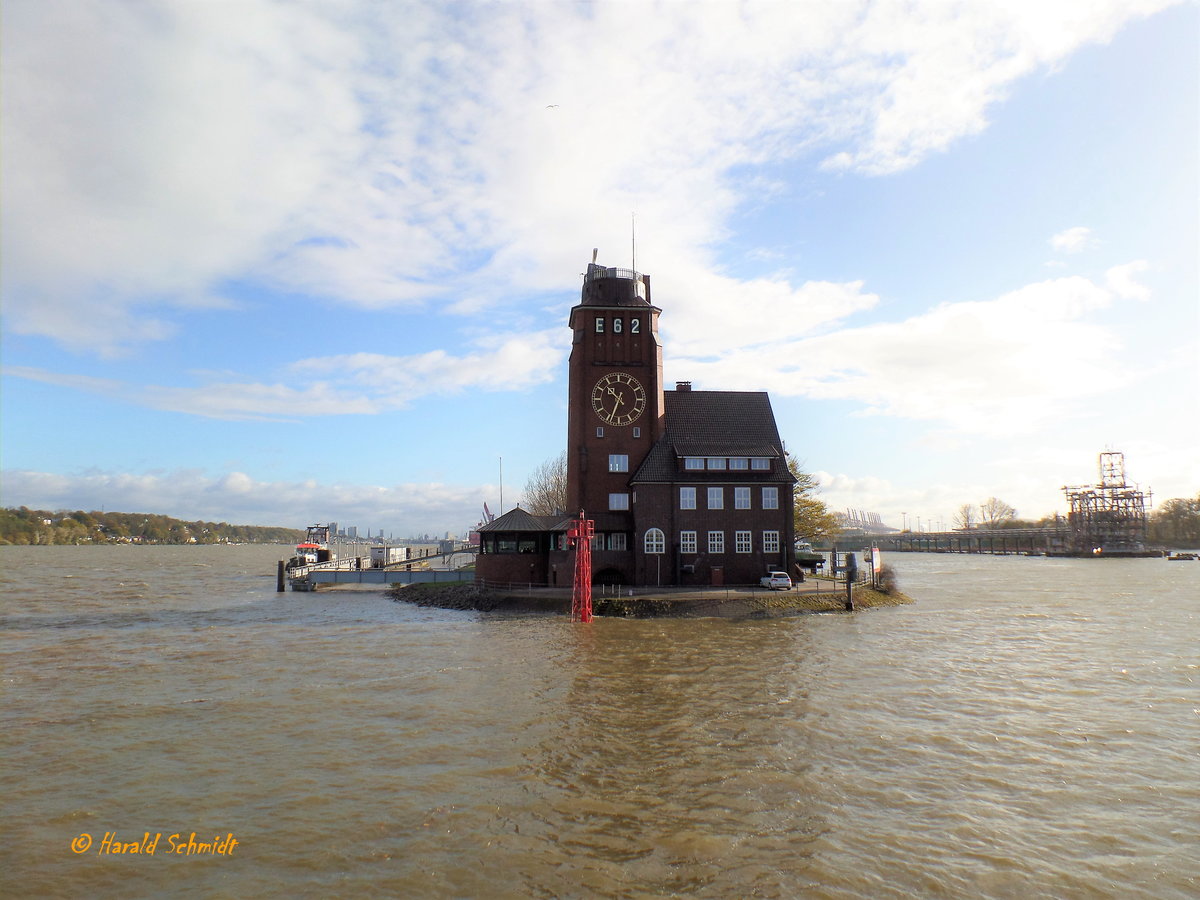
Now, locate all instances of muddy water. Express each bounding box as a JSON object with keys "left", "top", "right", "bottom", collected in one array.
[{"left": 2, "top": 545, "right": 1196, "bottom": 898}]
